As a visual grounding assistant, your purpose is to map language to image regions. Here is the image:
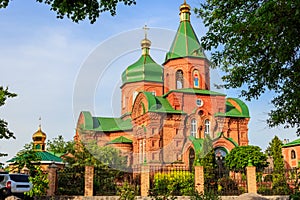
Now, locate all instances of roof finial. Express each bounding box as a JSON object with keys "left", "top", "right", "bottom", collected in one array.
[
  {"left": 143, "top": 24, "right": 149, "bottom": 39},
  {"left": 38, "top": 117, "right": 42, "bottom": 130}
]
